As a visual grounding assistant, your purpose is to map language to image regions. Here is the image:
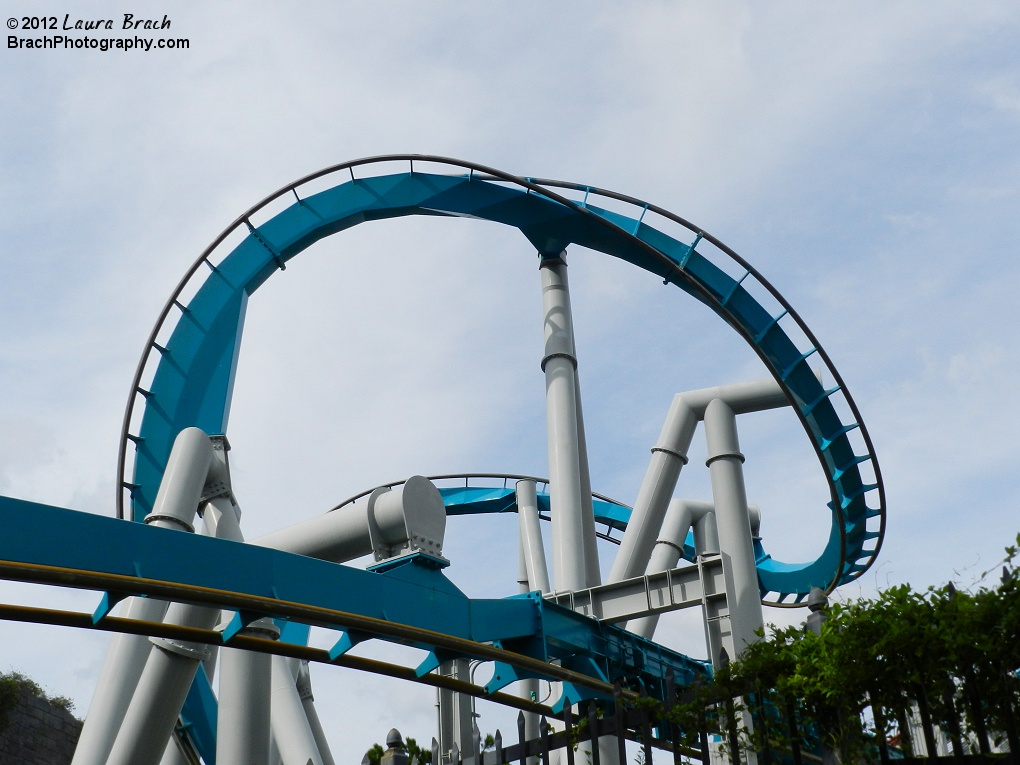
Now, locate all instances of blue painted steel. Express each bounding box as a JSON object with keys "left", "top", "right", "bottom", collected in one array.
[
  {"left": 0, "top": 496, "right": 532, "bottom": 647},
  {"left": 128, "top": 170, "right": 879, "bottom": 600},
  {"left": 438, "top": 485, "right": 696, "bottom": 560},
  {"left": 0, "top": 494, "right": 708, "bottom": 693},
  {"left": 179, "top": 671, "right": 217, "bottom": 765}
]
